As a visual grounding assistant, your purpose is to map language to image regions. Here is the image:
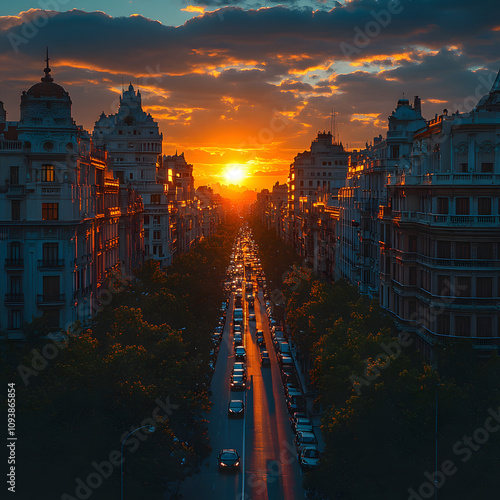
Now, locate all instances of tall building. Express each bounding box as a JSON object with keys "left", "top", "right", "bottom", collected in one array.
[
  {"left": 286, "top": 131, "right": 349, "bottom": 262},
  {"left": 163, "top": 152, "right": 200, "bottom": 255},
  {"left": 0, "top": 59, "right": 138, "bottom": 338},
  {"left": 379, "top": 75, "right": 500, "bottom": 358},
  {"left": 93, "top": 84, "right": 172, "bottom": 265},
  {"left": 337, "top": 97, "right": 426, "bottom": 296}
]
